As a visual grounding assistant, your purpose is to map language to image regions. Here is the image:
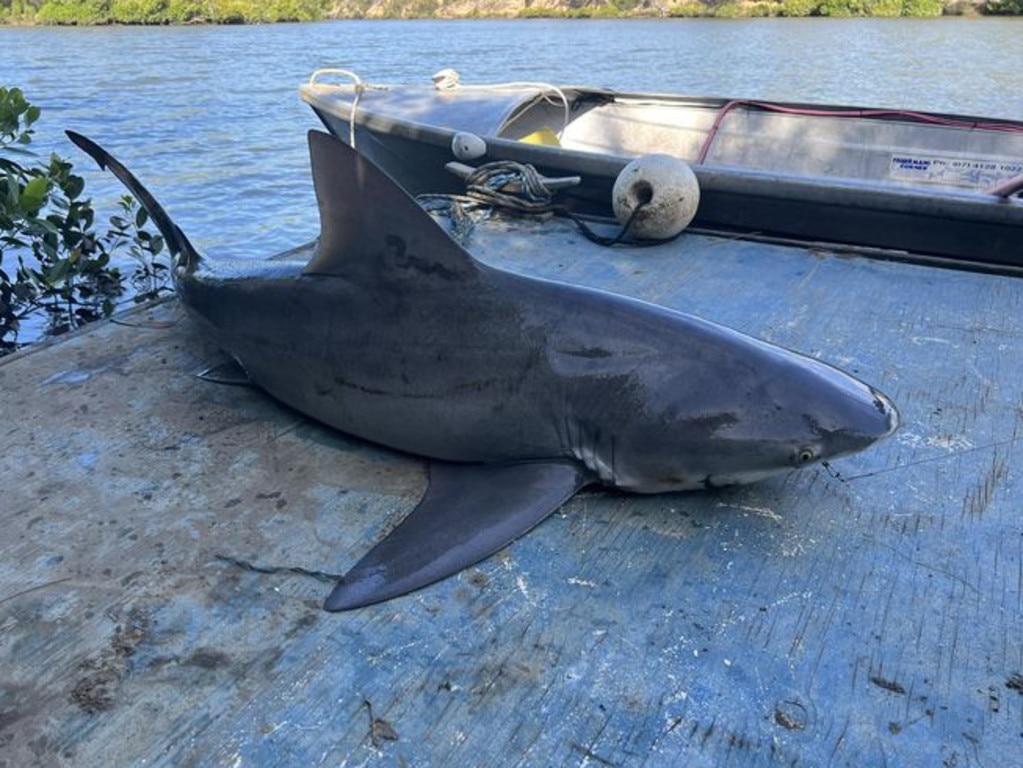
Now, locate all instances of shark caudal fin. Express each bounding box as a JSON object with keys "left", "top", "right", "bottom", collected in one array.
[{"left": 65, "top": 131, "right": 203, "bottom": 275}]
